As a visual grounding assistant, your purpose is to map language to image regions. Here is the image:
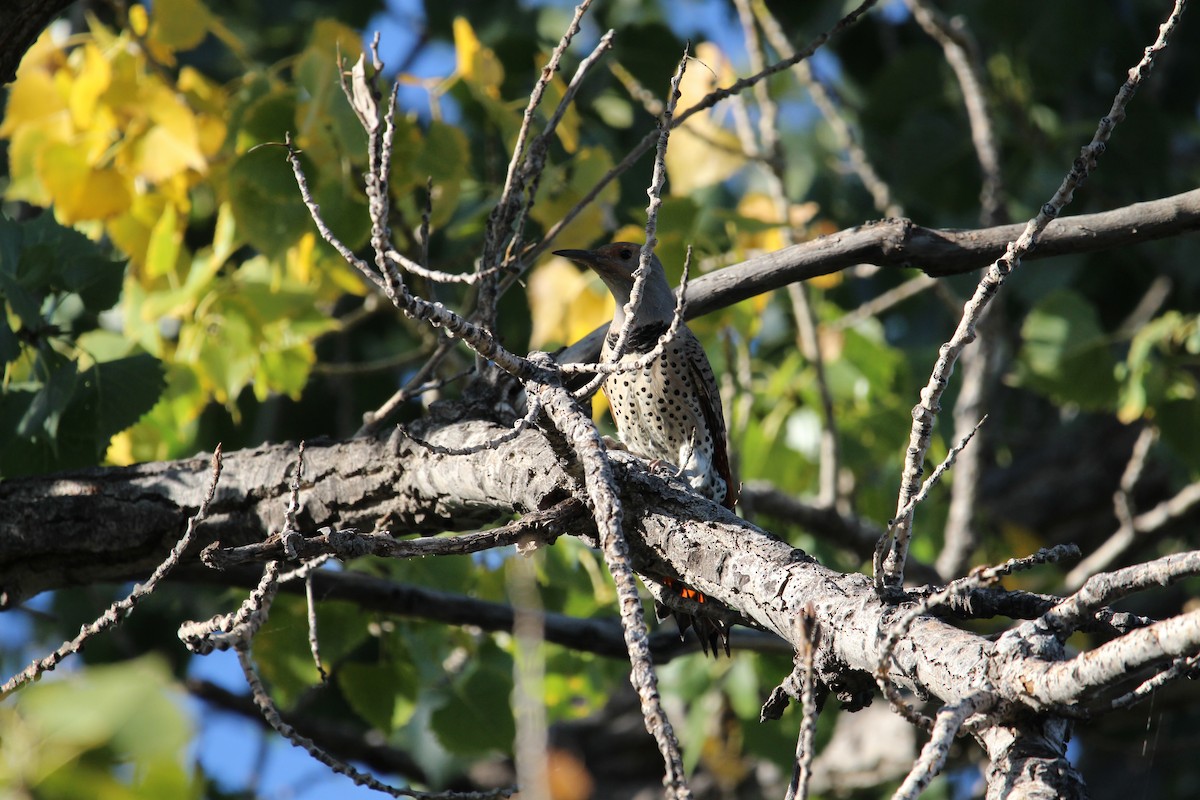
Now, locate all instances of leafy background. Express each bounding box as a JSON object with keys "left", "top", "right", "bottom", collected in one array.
[{"left": 2, "top": 0, "right": 1199, "bottom": 797}]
